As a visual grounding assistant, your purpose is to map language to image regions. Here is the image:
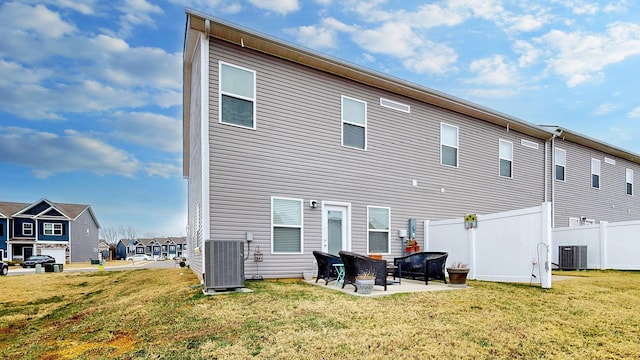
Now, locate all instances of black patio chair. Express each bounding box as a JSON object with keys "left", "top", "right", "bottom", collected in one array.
[
  {"left": 312, "top": 251, "right": 342, "bottom": 285},
  {"left": 338, "top": 251, "right": 387, "bottom": 292}
]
